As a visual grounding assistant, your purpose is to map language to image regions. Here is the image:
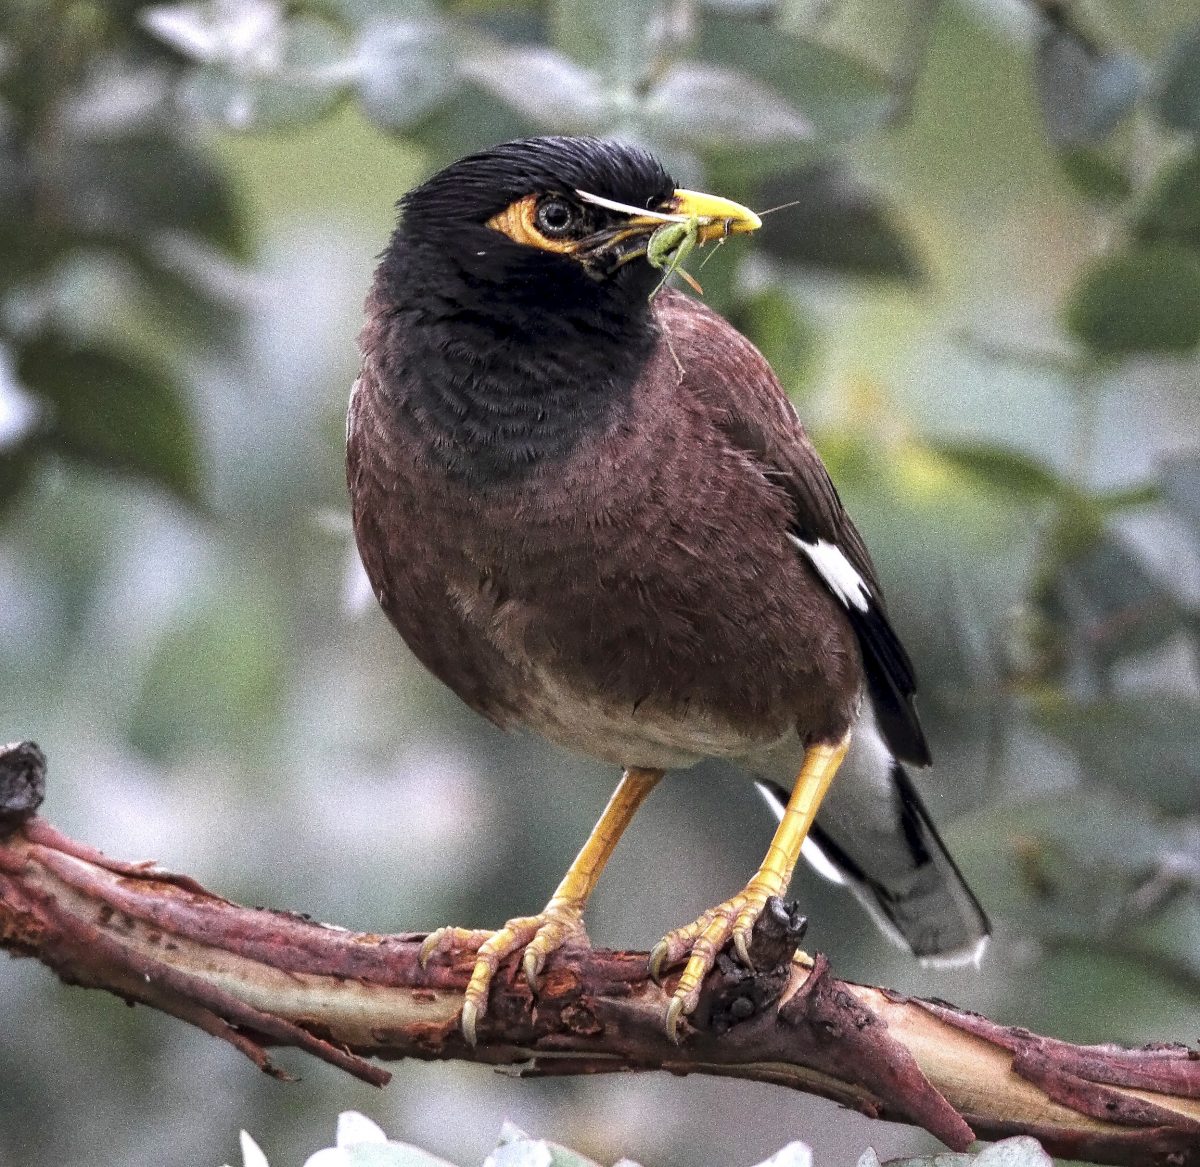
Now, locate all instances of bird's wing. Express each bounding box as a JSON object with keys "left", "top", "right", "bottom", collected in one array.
[{"left": 655, "top": 290, "right": 931, "bottom": 766}]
